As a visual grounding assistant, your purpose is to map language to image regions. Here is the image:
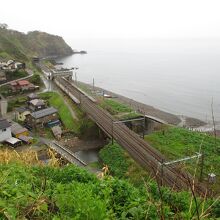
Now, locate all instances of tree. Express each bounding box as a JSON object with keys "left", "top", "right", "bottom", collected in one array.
[{"left": 0, "top": 23, "right": 8, "bottom": 29}]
